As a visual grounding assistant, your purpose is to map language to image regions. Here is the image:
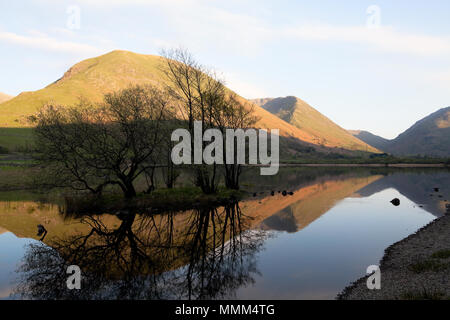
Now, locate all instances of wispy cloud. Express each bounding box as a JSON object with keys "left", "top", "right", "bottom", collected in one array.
[
  {"left": 284, "top": 24, "right": 450, "bottom": 57},
  {"left": 62, "top": 0, "right": 450, "bottom": 57},
  {"left": 0, "top": 29, "right": 103, "bottom": 55},
  {"left": 32, "top": 0, "right": 450, "bottom": 57}
]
